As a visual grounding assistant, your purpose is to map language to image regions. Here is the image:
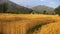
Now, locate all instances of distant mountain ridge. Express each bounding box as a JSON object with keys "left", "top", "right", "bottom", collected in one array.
[
  {"left": 0, "top": 0, "right": 8, "bottom": 4},
  {"left": 32, "top": 5, "right": 55, "bottom": 14},
  {"left": 0, "top": 0, "right": 33, "bottom": 14},
  {"left": 6, "top": 1, "right": 33, "bottom": 14},
  {"left": 0, "top": 0, "right": 55, "bottom": 14}
]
